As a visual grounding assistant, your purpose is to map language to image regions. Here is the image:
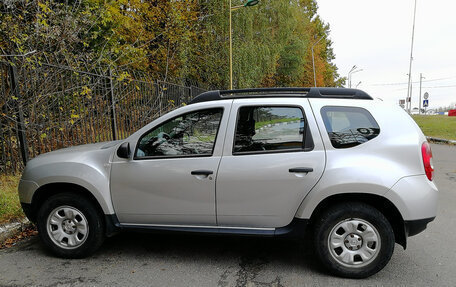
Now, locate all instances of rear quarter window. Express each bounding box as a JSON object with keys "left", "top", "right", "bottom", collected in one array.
[{"left": 321, "top": 106, "right": 380, "bottom": 149}]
